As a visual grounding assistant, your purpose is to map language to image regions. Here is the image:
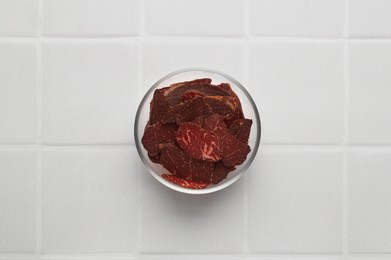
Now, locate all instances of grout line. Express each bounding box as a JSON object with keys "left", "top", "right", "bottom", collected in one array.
[
  {"left": 243, "top": 0, "right": 250, "bottom": 256},
  {"left": 36, "top": 0, "right": 44, "bottom": 257},
  {"left": 342, "top": 0, "right": 350, "bottom": 258},
  {"left": 137, "top": 0, "right": 145, "bottom": 256}
]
